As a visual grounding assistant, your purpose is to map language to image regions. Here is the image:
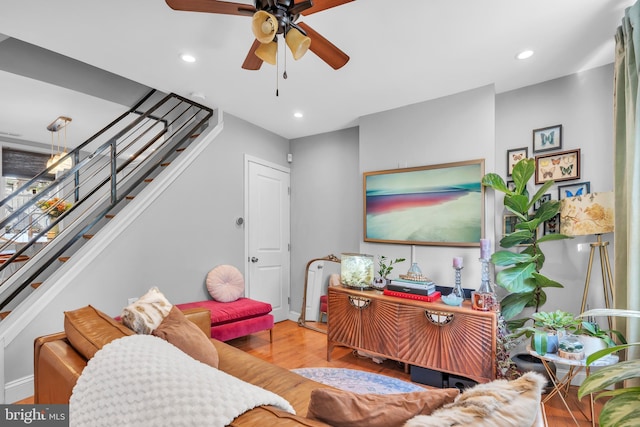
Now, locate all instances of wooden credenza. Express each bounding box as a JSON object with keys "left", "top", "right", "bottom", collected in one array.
[{"left": 327, "top": 286, "right": 497, "bottom": 383}]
